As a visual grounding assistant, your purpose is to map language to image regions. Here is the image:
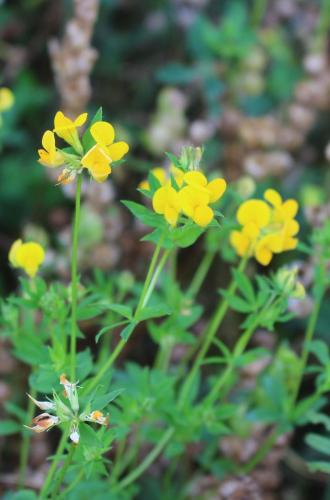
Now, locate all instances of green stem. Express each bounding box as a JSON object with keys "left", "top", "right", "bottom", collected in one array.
[
  {"left": 251, "top": 0, "right": 268, "bottom": 27},
  {"left": 18, "top": 386, "right": 37, "bottom": 488},
  {"left": 316, "top": 0, "right": 330, "bottom": 46},
  {"left": 70, "top": 174, "right": 82, "bottom": 382},
  {"left": 84, "top": 241, "right": 171, "bottom": 396},
  {"left": 116, "top": 428, "right": 174, "bottom": 491},
  {"left": 187, "top": 250, "right": 216, "bottom": 298},
  {"left": 50, "top": 445, "right": 75, "bottom": 499},
  {"left": 179, "top": 257, "right": 247, "bottom": 405},
  {"left": 39, "top": 429, "right": 68, "bottom": 499},
  {"left": 290, "top": 287, "right": 325, "bottom": 412},
  {"left": 242, "top": 427, "right": 278, "bottom": 474},
  {"left": 58, "top": 468, "right": 84, "bottom": 499}
]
